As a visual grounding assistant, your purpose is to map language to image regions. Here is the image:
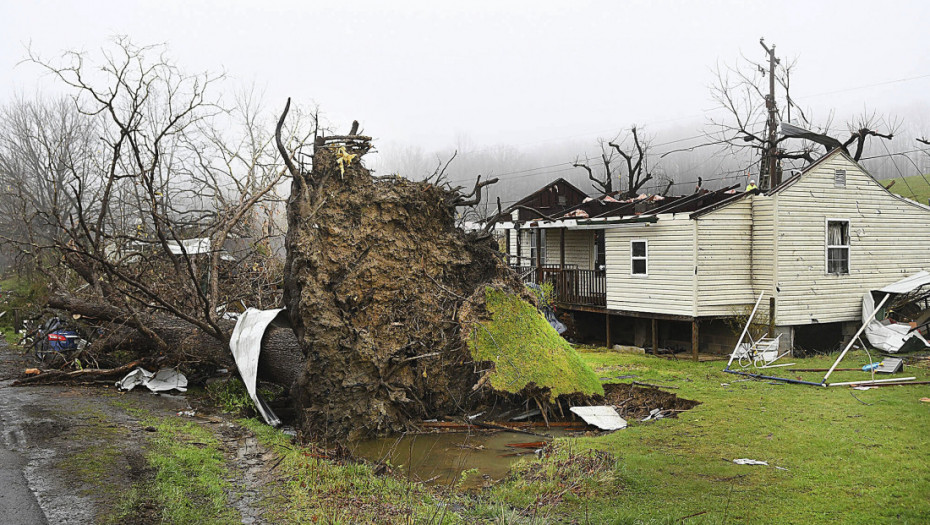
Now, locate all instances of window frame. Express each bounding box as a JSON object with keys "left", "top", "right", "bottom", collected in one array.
[
  {"left": 834, "top": 169, "right": 847, "bottom": 188},
  {"left": 631, "top": 239, "right": 648, "bottom": 277},
  {"left": 825, "top": 218, "right": 850, "bottom": 275}
]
